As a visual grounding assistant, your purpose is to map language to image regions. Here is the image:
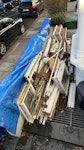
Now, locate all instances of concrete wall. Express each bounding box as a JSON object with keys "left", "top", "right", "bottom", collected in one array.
[{"left": 67, "top": 1, "right": 77, "bottom": 12}]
